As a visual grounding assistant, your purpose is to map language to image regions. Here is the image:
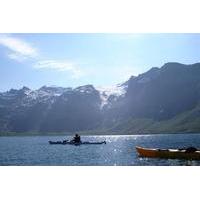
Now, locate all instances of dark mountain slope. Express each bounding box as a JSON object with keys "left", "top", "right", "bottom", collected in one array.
[
  {"left": 1, "top": 62, "right": 200, "bottom": 134},
  {"left": 123, "top": 62, "right": 200, "bottom": 120}
]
